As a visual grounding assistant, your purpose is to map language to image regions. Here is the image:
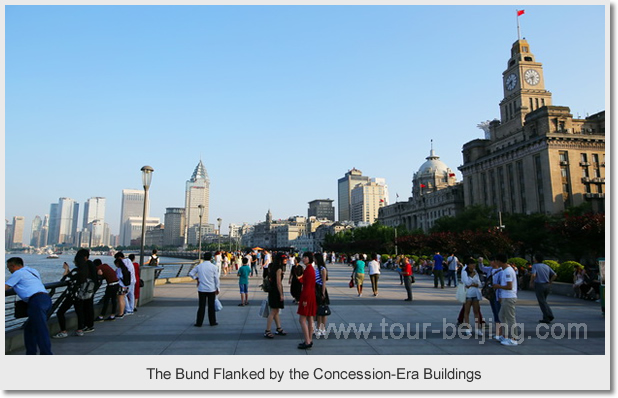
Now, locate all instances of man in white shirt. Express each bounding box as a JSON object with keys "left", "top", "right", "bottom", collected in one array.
[
  {"left": 189, "top": 252, "right": 220, "bottom": 327},
  {"left": 262, "top": 250, "right": 272, "bottom": 278},
  {"left": 446, "top": 253, "right": 460, "bottom": 287},
  {"left": 367, "top": 253, "right": 381, "bottom": 296},
  {"left": 493, "top": 253, "right": 519, "bottom": 346}
]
